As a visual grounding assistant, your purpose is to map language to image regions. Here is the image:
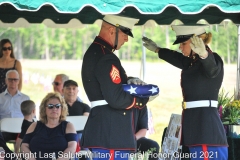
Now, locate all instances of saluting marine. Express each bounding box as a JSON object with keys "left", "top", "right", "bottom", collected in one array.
[{"left": 142, "top": 25, "right": 228, "bottom": 160}]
